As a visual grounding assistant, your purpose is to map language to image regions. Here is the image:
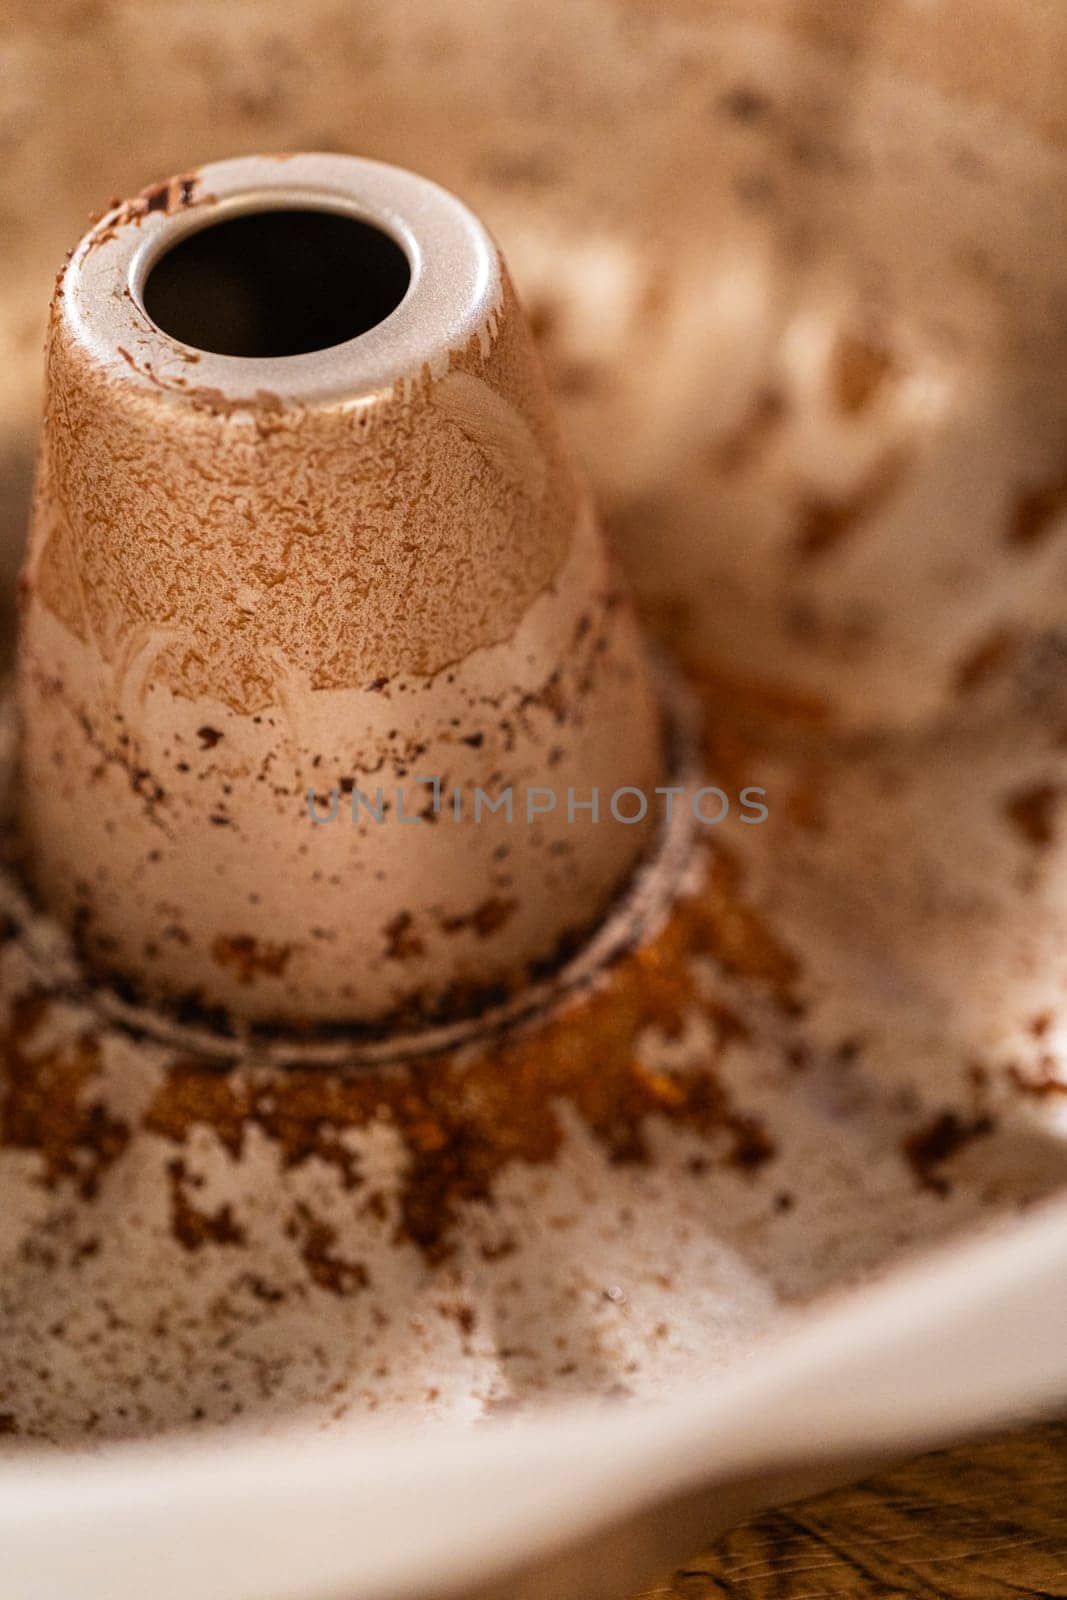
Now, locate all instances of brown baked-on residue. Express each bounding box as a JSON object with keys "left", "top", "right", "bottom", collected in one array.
[
  {"left": 166, "top": 1156, "right": 246, "bottom": 1252},
  {"left": 142, "top": 844, "right": 794, "bottom": 1262},
  {"left": 0, "top": 843, "right": 796, "bottom": 1271},
  {"left": 210, "top": 934, "right": 294, "bottom": 986},
  {"left": 0, "top": 995, "right": 129, "bottom": 1201},
  {"left": 84, "top": 173, "right": 206, "bottom": 253}
]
